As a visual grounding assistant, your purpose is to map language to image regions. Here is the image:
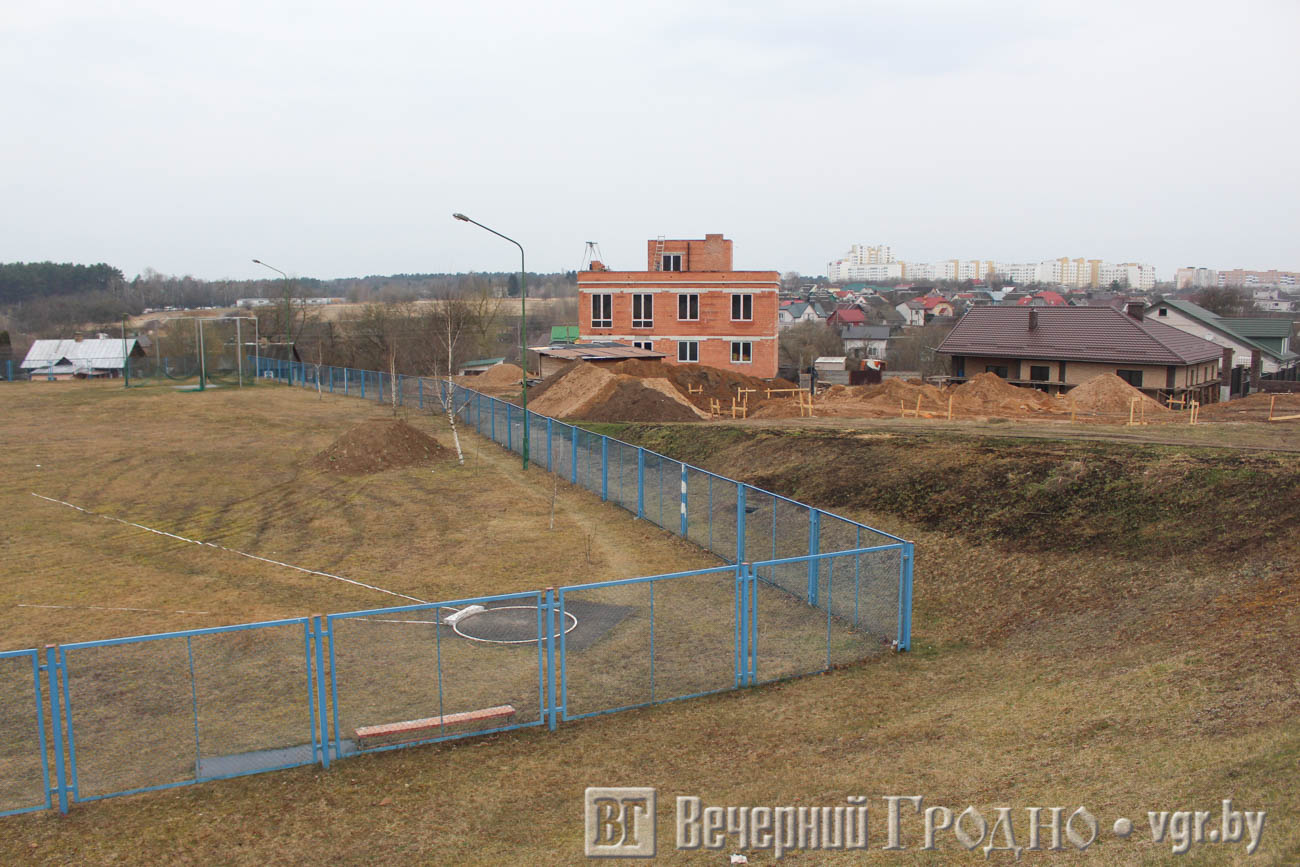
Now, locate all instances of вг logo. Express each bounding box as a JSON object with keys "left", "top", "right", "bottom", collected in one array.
[{"left": 585, "top": 787, "right": 657, "bottom": 858}]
